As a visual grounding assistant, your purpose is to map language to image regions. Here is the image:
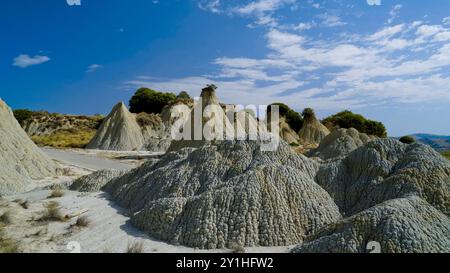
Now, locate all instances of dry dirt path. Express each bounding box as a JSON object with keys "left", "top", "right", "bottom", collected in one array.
[{"left": 42, "top": 148, "right": 133, "bottom": 171}]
